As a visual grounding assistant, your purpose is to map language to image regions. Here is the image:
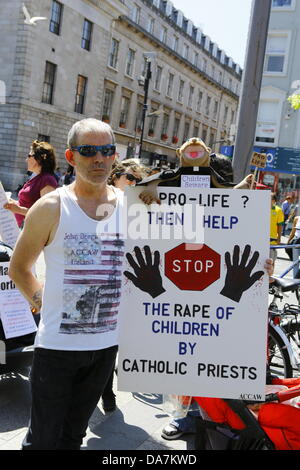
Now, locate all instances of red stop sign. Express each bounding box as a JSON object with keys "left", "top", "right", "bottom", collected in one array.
[{"left": 165, "top": 243, "right": 220, "bottom": 291}]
